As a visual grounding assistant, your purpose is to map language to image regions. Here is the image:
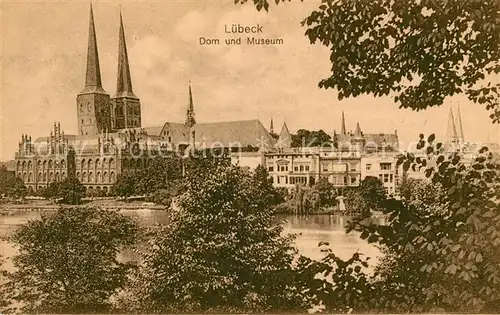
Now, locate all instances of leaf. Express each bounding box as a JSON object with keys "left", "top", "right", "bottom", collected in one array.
[{"left": 476, "top": 253, "right": 483, "bottom": 263}]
